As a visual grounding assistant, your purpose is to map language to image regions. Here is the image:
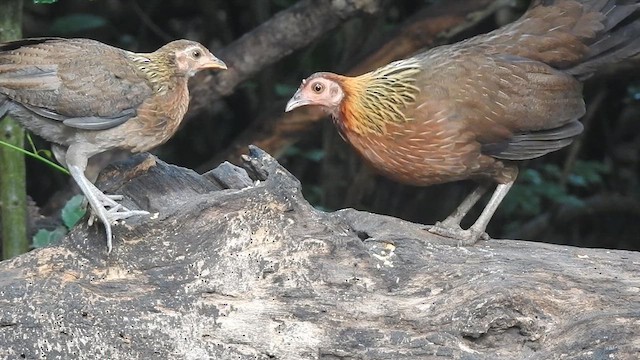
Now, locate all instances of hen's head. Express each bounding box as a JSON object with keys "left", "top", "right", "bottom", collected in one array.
[
  {"left": 285, "top": 72, "right": 346, "bottom": 116},
  {"left": 159, "top": 40, "right": 227, "bottom": 77}
]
